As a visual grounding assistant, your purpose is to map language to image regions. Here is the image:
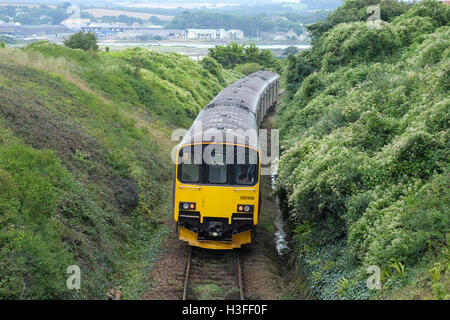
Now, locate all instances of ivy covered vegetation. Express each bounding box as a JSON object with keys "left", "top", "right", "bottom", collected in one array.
[
  {"left": 0, "top": 42, "right": 240, "bottom": 299},
  {"left": 277, "top": 0, "right": 449, "bottom": 299}
]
